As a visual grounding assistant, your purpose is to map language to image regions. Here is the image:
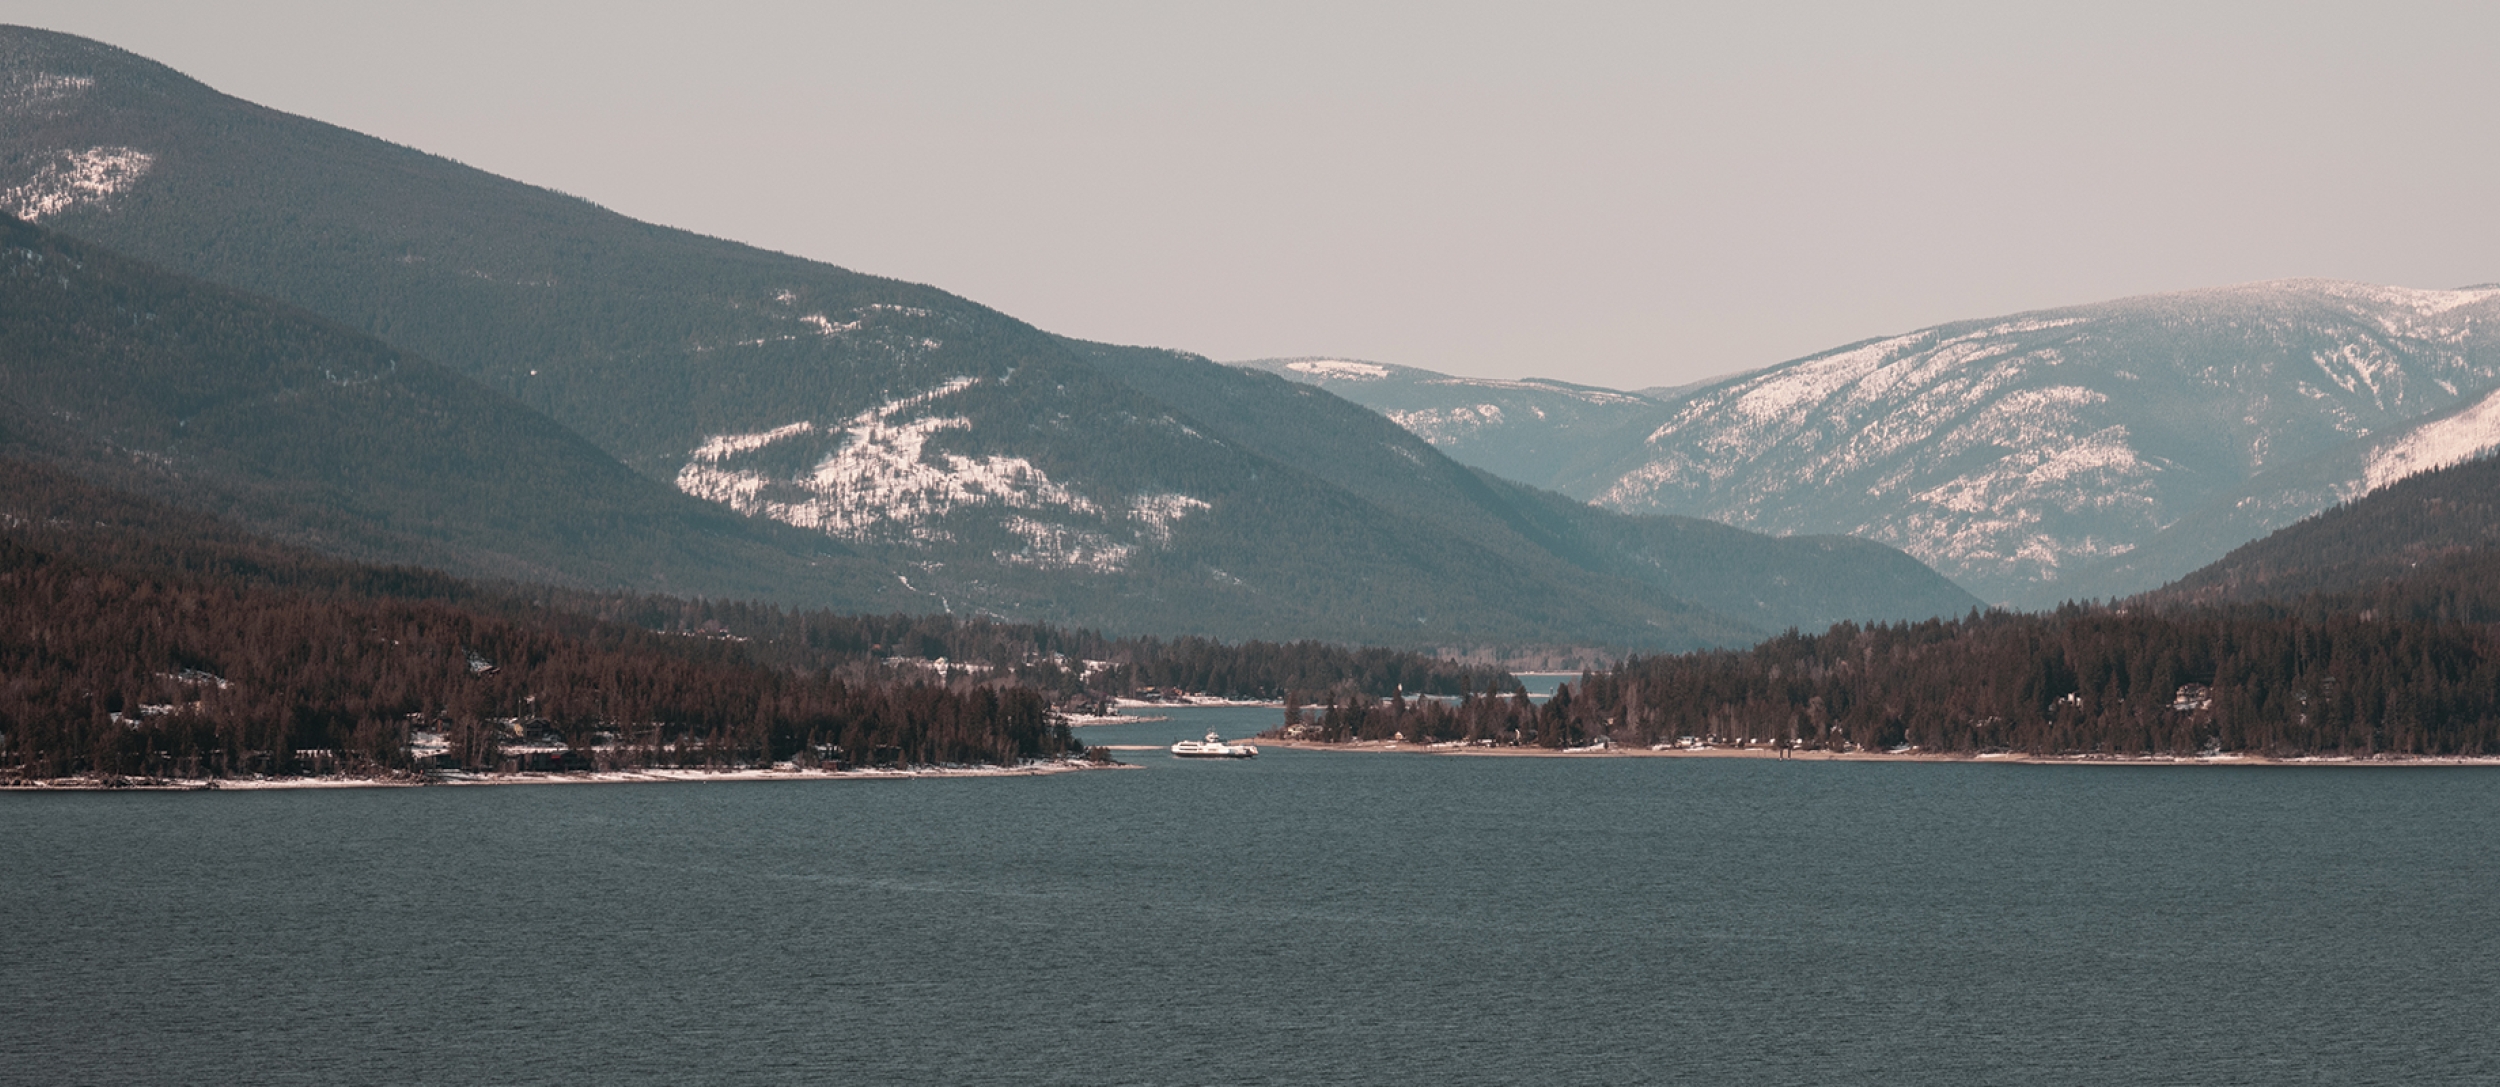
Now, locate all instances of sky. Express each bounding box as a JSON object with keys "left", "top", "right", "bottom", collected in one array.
[{"left": 14, "top": 1, "right": 2500, "bottom": 389}]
